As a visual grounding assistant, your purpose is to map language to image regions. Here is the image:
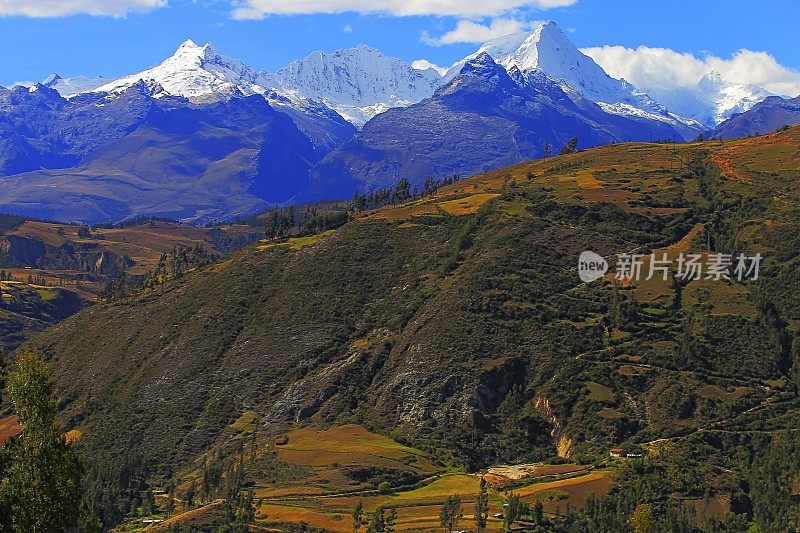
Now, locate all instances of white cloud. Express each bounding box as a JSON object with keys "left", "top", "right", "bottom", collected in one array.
[
  {"left": 582, "top": 45, "right": 800, "bottom": 97},
  {"left": 230, "top": 0, "right": 576, "bottom": 20},
  {"left": 0, "top": 0, "right": 167, "bottom": 17},
  {"left": 422, "top": 18, "right": 535, "bottom": 46},
  {"left": 411, "top": 59, "right": 448, "bottom": 75},
  {"left": 342, "top": 24, "right": 353, "bottom": 33}
]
